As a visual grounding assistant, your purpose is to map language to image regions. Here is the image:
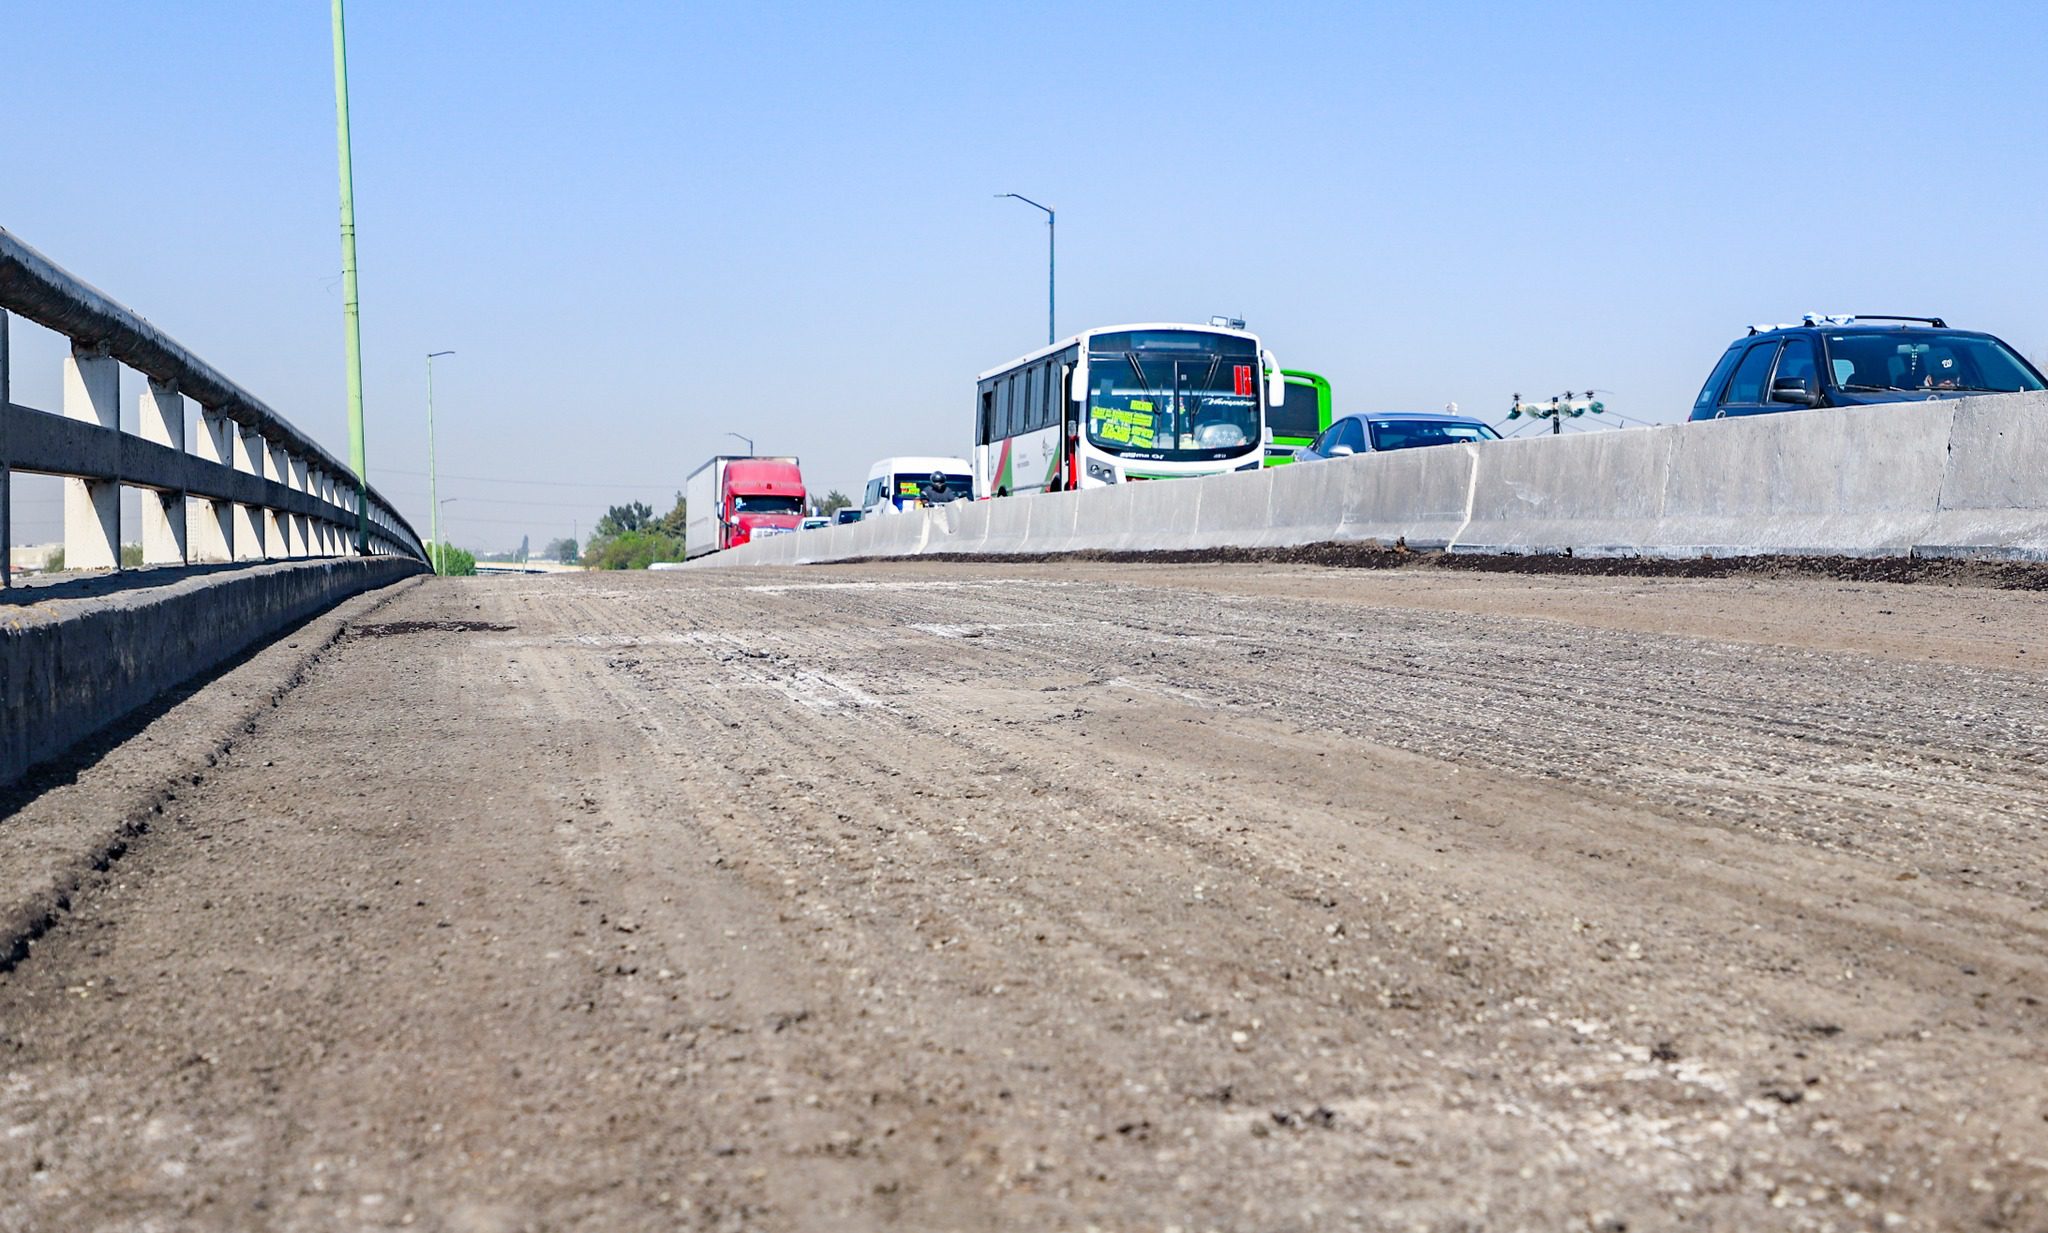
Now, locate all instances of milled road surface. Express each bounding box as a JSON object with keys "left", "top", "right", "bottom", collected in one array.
[{"left": 2, "top": 562, "right": 2044, "bottom": 1232}]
